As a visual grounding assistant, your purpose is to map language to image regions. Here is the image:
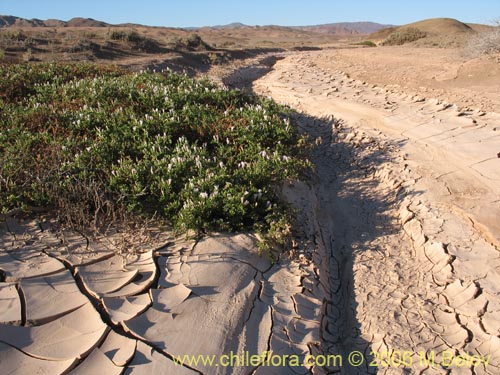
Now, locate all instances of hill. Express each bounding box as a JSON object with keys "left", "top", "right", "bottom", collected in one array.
[
  {"left": 0, "top": 15, "right": 390, "bottom": 36},
  {"left": 369, "top": 18, "right": 482, "bottom": 47},
  {"left": 296, "top": 22, "right": 393, "bottom": 35},
  {"left": 66, "top": 17, "right": 109, "bottom": 27},
  {"left": 0, "top": 15, "right": 109, "bottom": 28},
  {"left": 209, "top": 22, "right": 249, "bottom": 29}
]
